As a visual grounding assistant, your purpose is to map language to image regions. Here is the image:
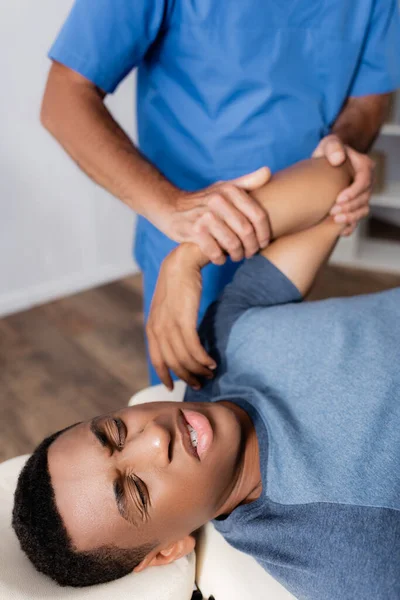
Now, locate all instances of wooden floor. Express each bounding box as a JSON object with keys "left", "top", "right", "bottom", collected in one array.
[{"left": 1, "top": 266, "right": 400, "bottom": 463}]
